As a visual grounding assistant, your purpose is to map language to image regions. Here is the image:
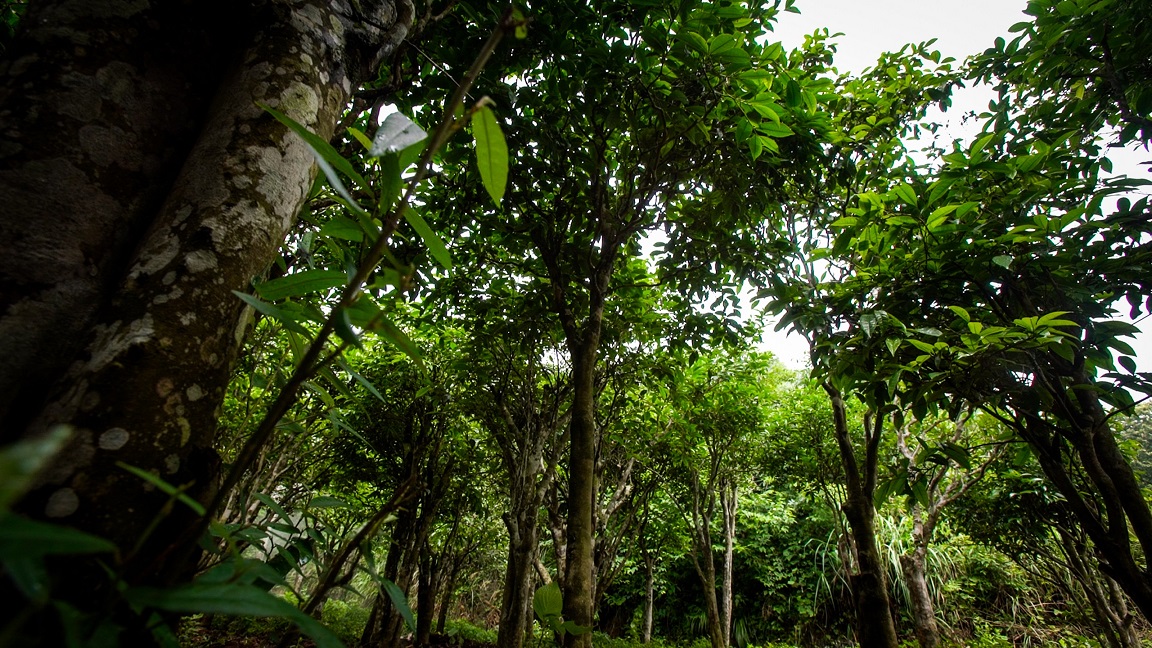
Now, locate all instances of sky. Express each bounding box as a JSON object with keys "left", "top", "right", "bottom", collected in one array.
[{"left": 753, "top": 0, "right": 1152, "bottom": 372}]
